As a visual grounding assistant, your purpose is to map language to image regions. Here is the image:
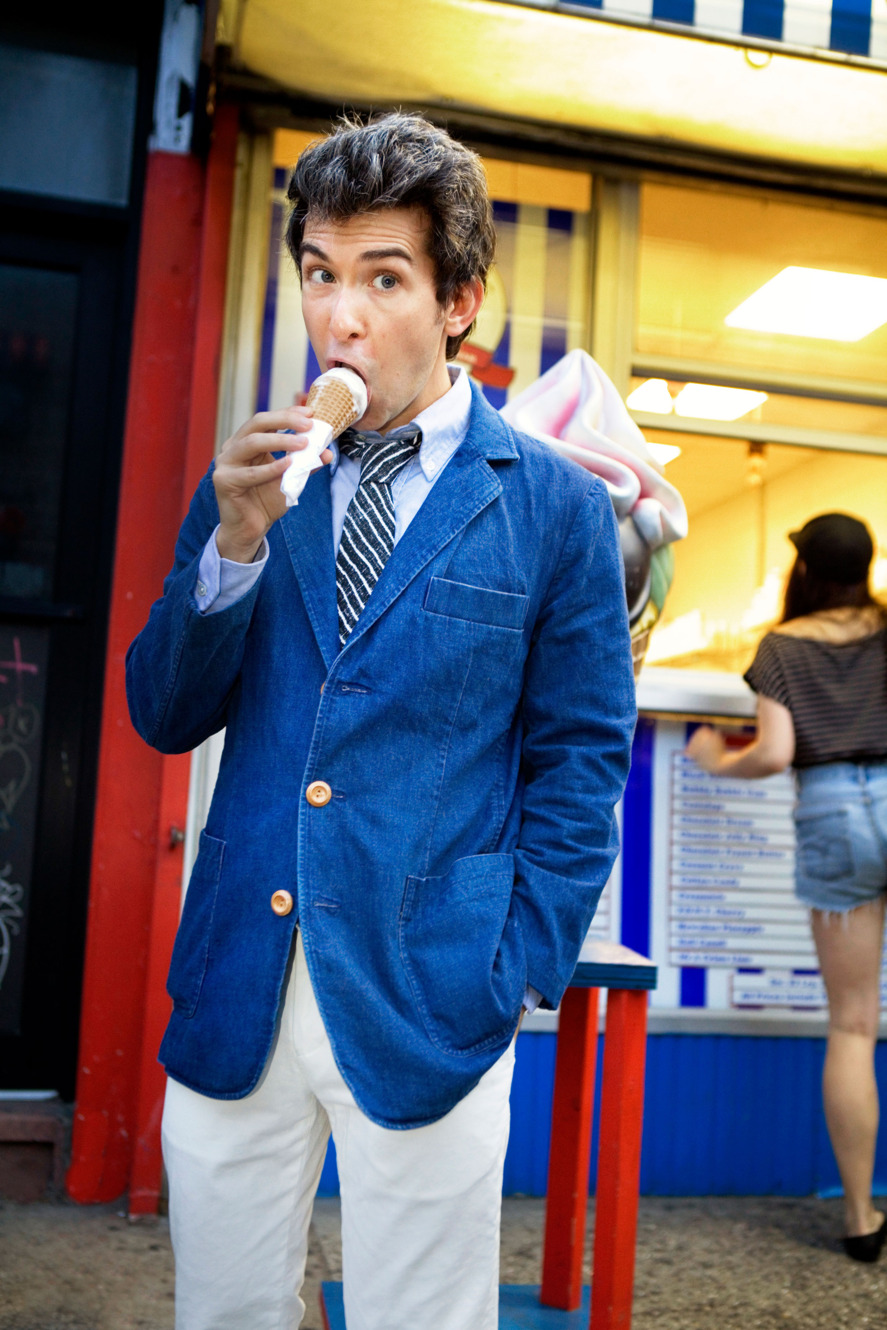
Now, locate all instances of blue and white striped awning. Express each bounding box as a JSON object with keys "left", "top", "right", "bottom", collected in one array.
[{"left": 498, "top": 0, "right": 887, "bottom": 62}]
